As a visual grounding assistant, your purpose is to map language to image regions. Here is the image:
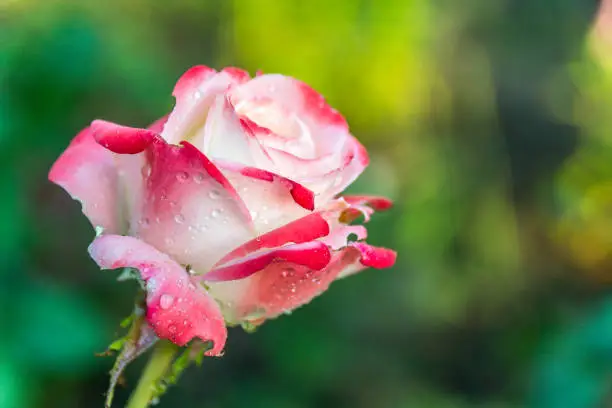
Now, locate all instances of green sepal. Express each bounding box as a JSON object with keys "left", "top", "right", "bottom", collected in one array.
[
  {"left": 103, "top": 304, "right": 158, "bottom": 408},
  {"left": 150, "top": 340, "right": 213, "bottom": 401}
]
